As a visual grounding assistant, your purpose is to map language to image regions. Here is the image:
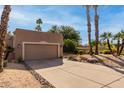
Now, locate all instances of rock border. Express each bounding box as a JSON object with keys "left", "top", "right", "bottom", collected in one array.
[{"left": 23, "top": 62, "right": 55, "bottom": 88}]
